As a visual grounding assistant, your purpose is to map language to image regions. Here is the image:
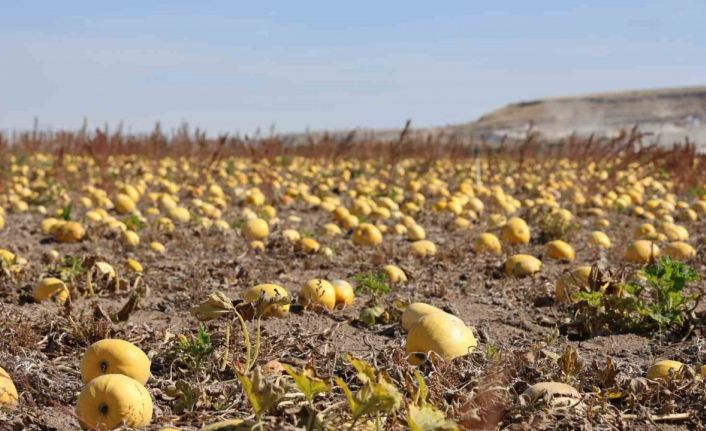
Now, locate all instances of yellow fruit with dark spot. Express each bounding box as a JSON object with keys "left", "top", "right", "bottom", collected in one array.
[
  {"left": 249, "top": 240, "right": 265, "bottom": 251},
  {"left": 243, "top": 284, "right": 290, "bottom": 317},
  {"left": 76, "top": 374, "right": 153, "bottom": 430},
  {"left": 53, "top": 221, "right": 85, "bottom": 243},
  {"left": 647, "top": 360, "right": 685, "bottom": 380},
  {"left": 81, "top": 339, "right": 151, "bottom": 385},
  {"left": 505, "top": 254, "right": 542, "bottom": 277},
  {"left": 300, "top": 279, "right": 336, "bottom": 310},
  {"left": 298, "top": 237, "right": 321, "bottom": 254}
]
